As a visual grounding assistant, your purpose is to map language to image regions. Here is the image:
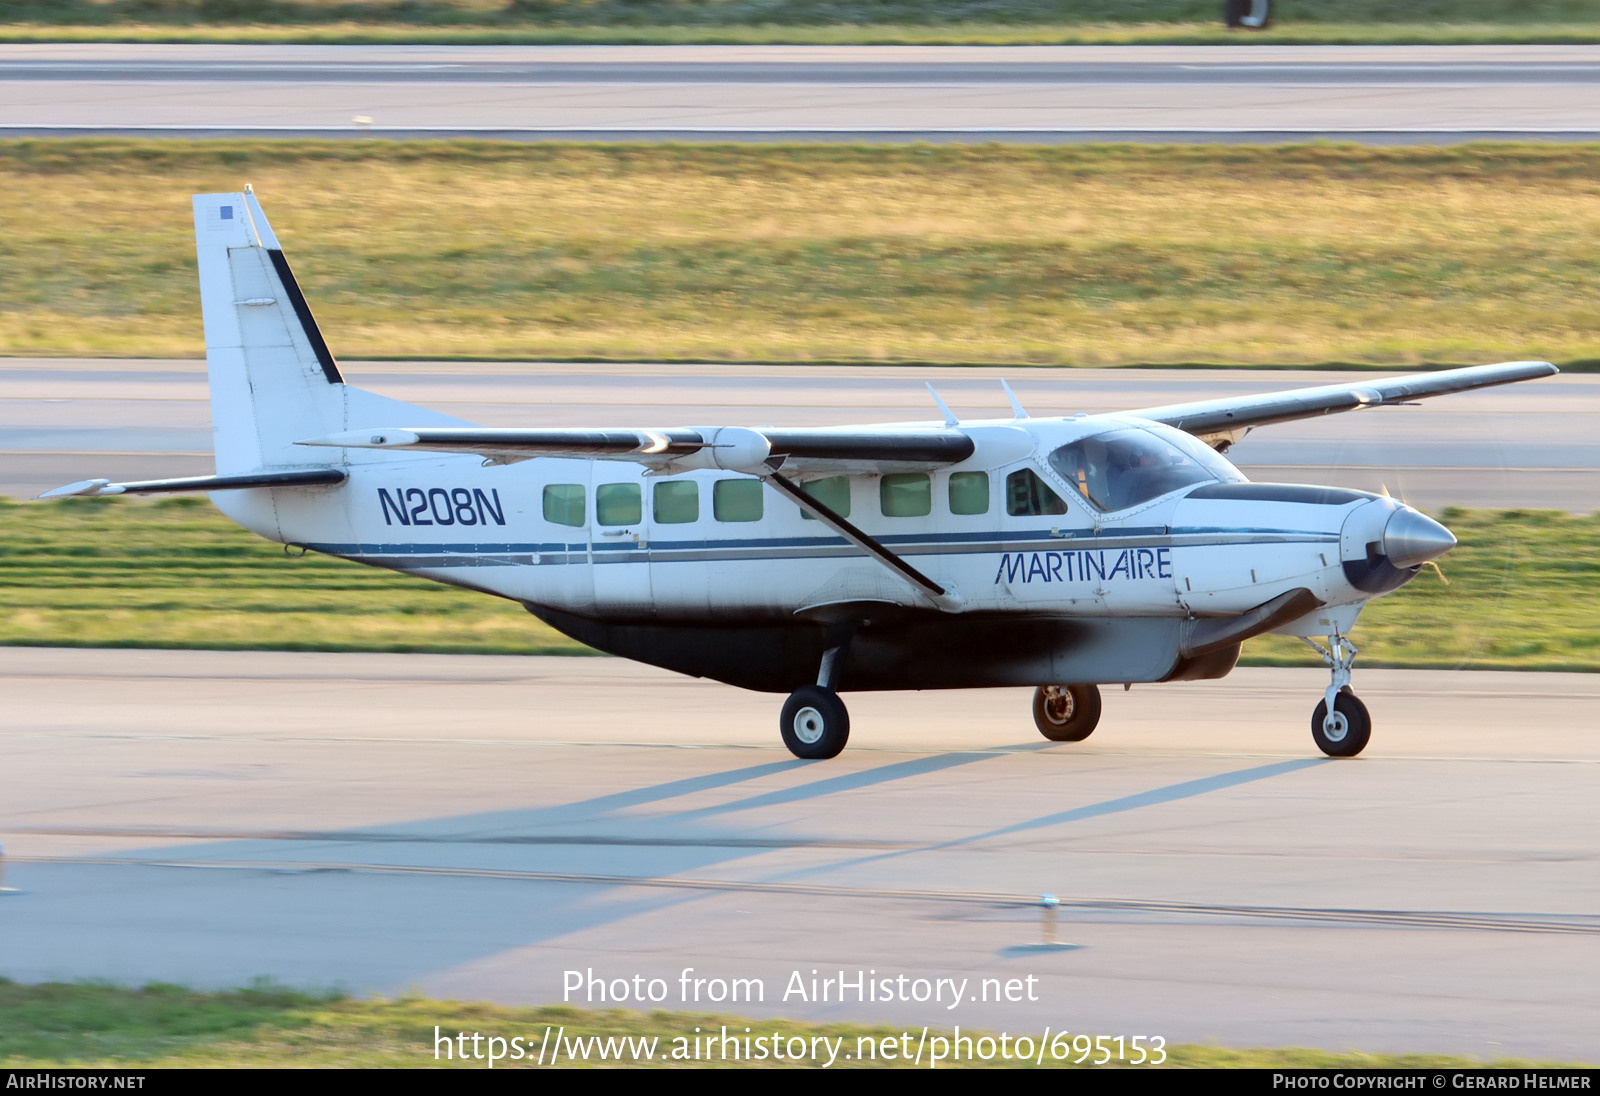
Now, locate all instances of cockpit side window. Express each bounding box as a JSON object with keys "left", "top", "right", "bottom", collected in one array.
[
  {"left": 1005, "top": 467, "right": 1068, "bottom": 517},
  {"left": 1048, "top": 428, "right": 1237, "bottom": 512}
]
